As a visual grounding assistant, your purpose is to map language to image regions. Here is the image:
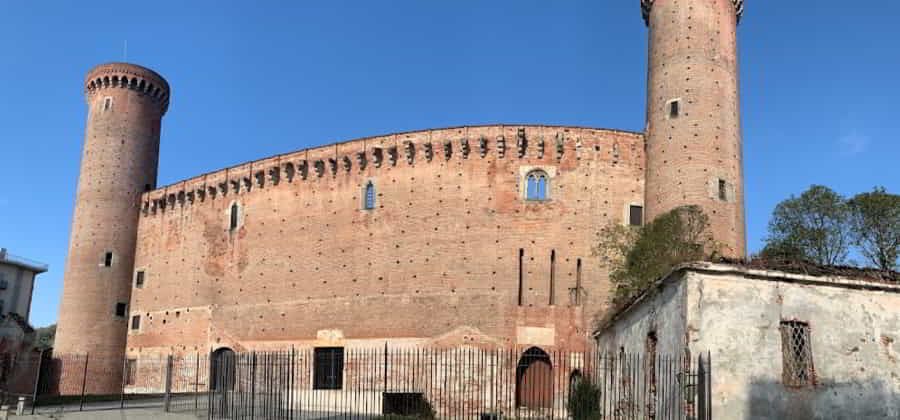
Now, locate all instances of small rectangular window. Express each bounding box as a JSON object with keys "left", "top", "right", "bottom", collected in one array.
[
  {"left": 0, "top": 274, "right": 7, "bottom": 290},
  {"left": 780, "top": 320, "right": 814, "bottom": 387},
  {"left": 629, "top": 205, "right": 644, "bottom": 226},
  {"left": 115, "top": 302, "right": 127, "bottom": 317},
  {"left": 718, "top": 179, "right": 727, "bottom": 201},
  {"left": 135, "top": 271, "right": 145, "bottom": 288},
  {"left": 104, "top": 252, "right": 113, "bottom": 267},
  {"left": 124, "top": 359, "right": 137, "bottom": 385},
  {"left": 0, "top": 300, "right": 4, "bottom": 315},
  {"left": 131, "top": 315, "right": 141, "bottom": 331},
  {"left": 669, "top": 99, "right": 680, "bottom": 118},
  {"left": 313, "top": 347, "right": 344, "bottom": 390},
  {"left": 103, "top": 97, "right": 112, "bottom": 111}
]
